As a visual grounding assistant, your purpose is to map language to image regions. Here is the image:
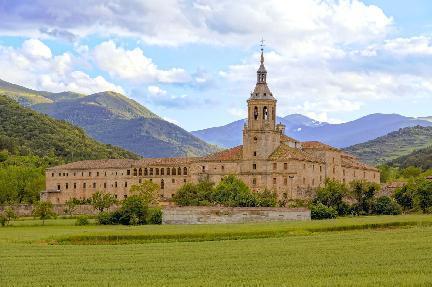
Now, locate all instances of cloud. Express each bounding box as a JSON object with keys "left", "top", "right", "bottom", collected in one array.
[
  {"left": 93, "top": 41, "right": 191, "bottom": 83},
  {"left": 0, "top": 39, "right": 124, "bottom": 94}
]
